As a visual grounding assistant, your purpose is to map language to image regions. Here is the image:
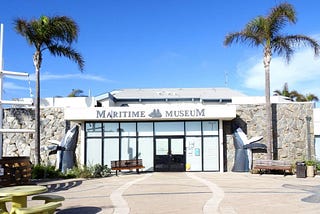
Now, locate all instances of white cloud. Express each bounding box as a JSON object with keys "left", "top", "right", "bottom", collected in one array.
[
  {"left": 238, "top": 48, "right": 320, "bottom": 95},
  {"left": 4, "top": 72, "right": 112, "bottom": 82},
  {"left": 3, "top": 82, "right": 28, "bottom": 90},
  {"left": 27, "top": 72, "right": 112, "bottom": 82}
]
